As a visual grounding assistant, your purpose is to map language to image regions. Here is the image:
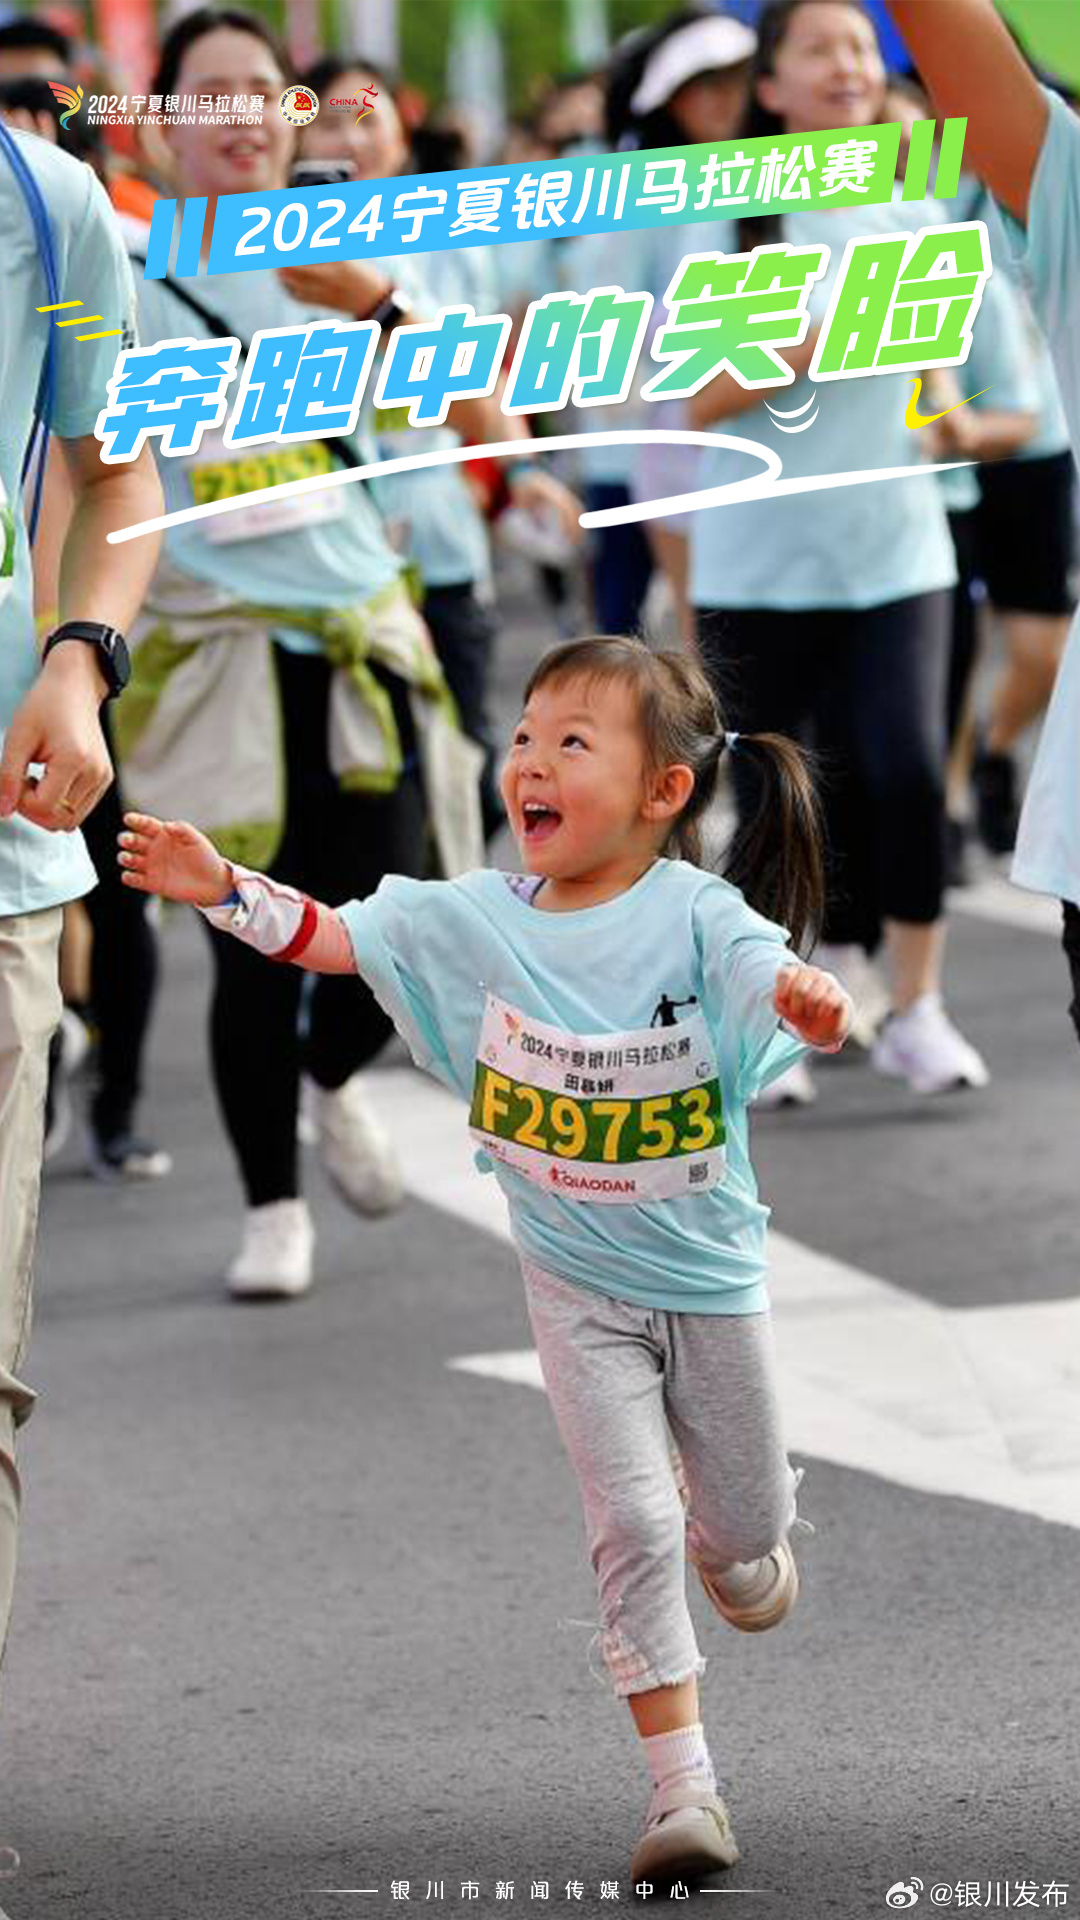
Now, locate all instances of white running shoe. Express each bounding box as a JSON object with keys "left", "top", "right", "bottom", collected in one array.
[
  {"left": 87, "top": 1127, "right": 173, "bottom": 1183},
  {"left": 226, "top": 1199, "right": 314, "bottom": 1299},
  {"left": 629, "top": 1782, "right": 740, "bottom": 1885},
  {"left": 871, "top": 993, "right": 990, "bottom": 1095},
  {"left": 815, "top": 942, "right": 891, "bottom": 1049},
  {"left": 754, "top": 1058, "right": 816, "bottom": 1110},
  {"left": 315, "top": 1075, "right": 404, "bottom": 1216}
]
